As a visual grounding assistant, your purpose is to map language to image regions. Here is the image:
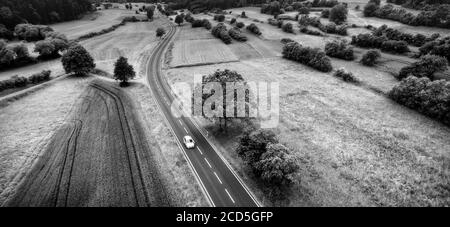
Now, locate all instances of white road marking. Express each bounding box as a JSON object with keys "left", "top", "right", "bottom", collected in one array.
[
  {"left": 198, "top": 148, "right": 203, "bottom": 155},
  {"left": 178, "top": 120, "right": 183, "bottom": 125},
  {"left": 183, "top": 127, "right": 188, "bottom": 133},
  {"left": 204, "top": 158, "right": 212, "bottom": 168},
  {"left": 214, "top": 172, "right": 222, "bottom": 184},
  {"left": 225, "top": 189, "right": 235, "bottom": 204}
]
